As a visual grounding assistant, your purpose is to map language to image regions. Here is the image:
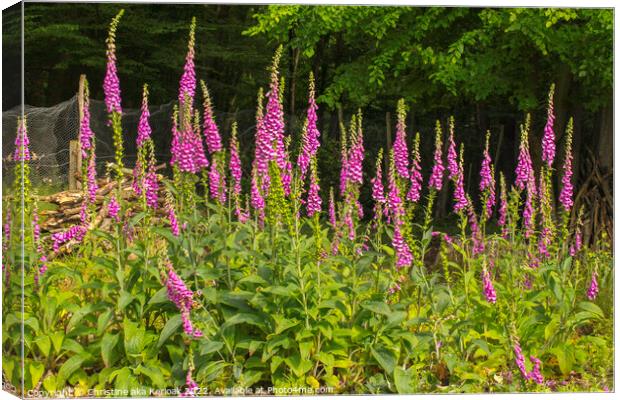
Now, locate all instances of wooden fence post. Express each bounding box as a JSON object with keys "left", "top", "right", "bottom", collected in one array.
[
  {"left": 69, "top": 74, "right": 86, "bottom": 190},
  {"left": 69, "top": 140, "right": 82, "bottom": 190}
]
